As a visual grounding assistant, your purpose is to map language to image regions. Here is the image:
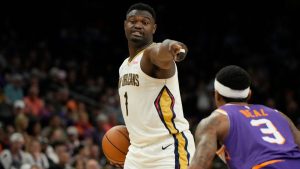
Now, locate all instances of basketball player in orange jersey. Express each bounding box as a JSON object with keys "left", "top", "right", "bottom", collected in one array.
[
  {"left": 117, "top": 2, "right": 195, "bottom": 169},
  {"left": 189, "top": 65, "right": 300, "bottom": 169}
]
